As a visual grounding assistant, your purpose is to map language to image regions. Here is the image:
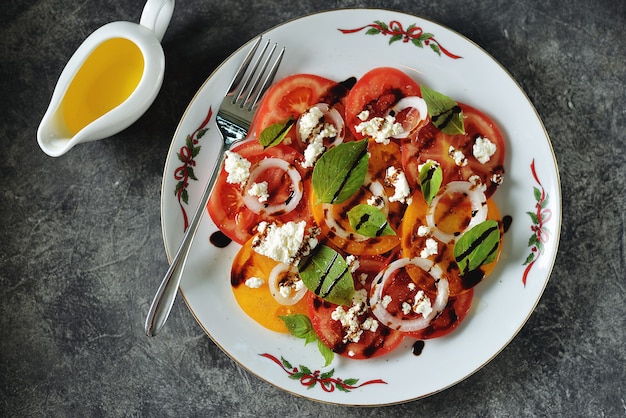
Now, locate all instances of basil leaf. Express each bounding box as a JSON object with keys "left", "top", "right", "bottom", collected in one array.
[
  {"left": 420, "top": 85, "right": 465, "bottom": 135},
  {"left": 419, "top": 161, "right": 443, "bottom": 205},
  {"left": 298, "top": 245, "right": 354, "bottom": 306},
  {"left": 454, "top": 220, "right": 501, "bottom": 273},
  {"left": 279, "top": 314, "right": 334, "bottom": 366},
  {"left": 347, "top": 204, "right": 396, "bottom": 237},
  {"left": 312, "top": 139, "right": 369, "bottom": 204},
  {"left": 259, "top": 118, "right": 294, "bottom": 148}
]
